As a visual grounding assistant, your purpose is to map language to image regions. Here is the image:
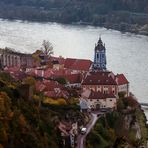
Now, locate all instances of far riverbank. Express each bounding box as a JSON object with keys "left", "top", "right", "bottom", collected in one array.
[{"left": 1, "top": 17, "right": 148, "bottom": 36}]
